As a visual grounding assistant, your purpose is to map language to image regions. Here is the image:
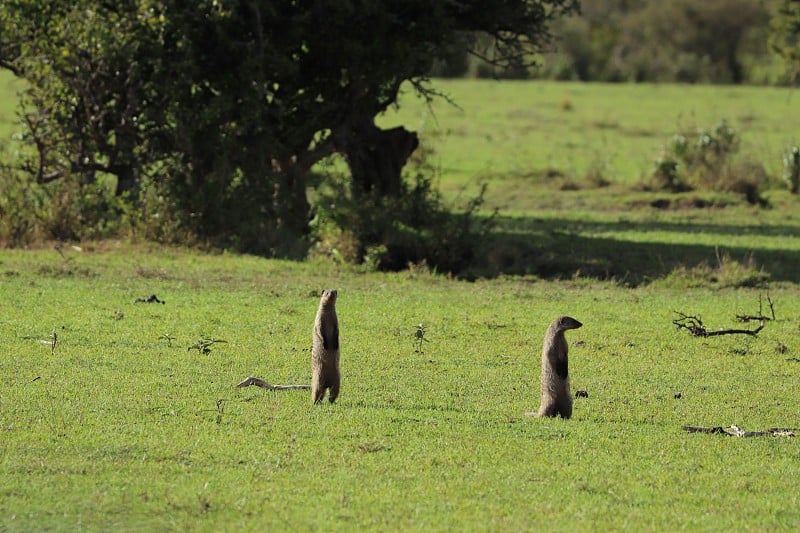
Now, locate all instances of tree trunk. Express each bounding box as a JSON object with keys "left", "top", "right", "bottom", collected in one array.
[
  {"left": 726, "top": 44, "right": 743, "bottom": 84},
  {"left": 271, "top": 155, "right": 313, "bottom": 238},
  {"left": 339, "top": 118, "right": 419, "bottom": 197},
  {"left": 113, "top": 163, "right": 138, "bottom": 198},
  {"left": 279, "top": 165, "right": 312, "bottom": 237}
]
